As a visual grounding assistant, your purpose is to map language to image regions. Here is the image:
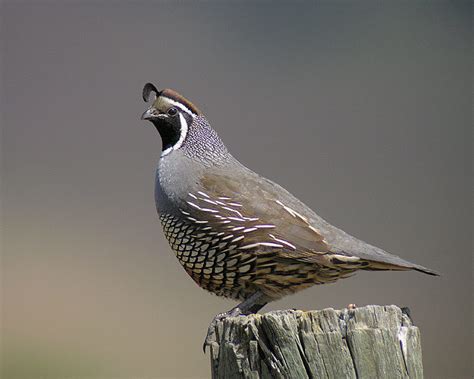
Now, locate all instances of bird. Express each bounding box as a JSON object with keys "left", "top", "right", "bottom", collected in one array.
[{"left": 139, "top": 82, "right": 438, "bottom": 350}]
